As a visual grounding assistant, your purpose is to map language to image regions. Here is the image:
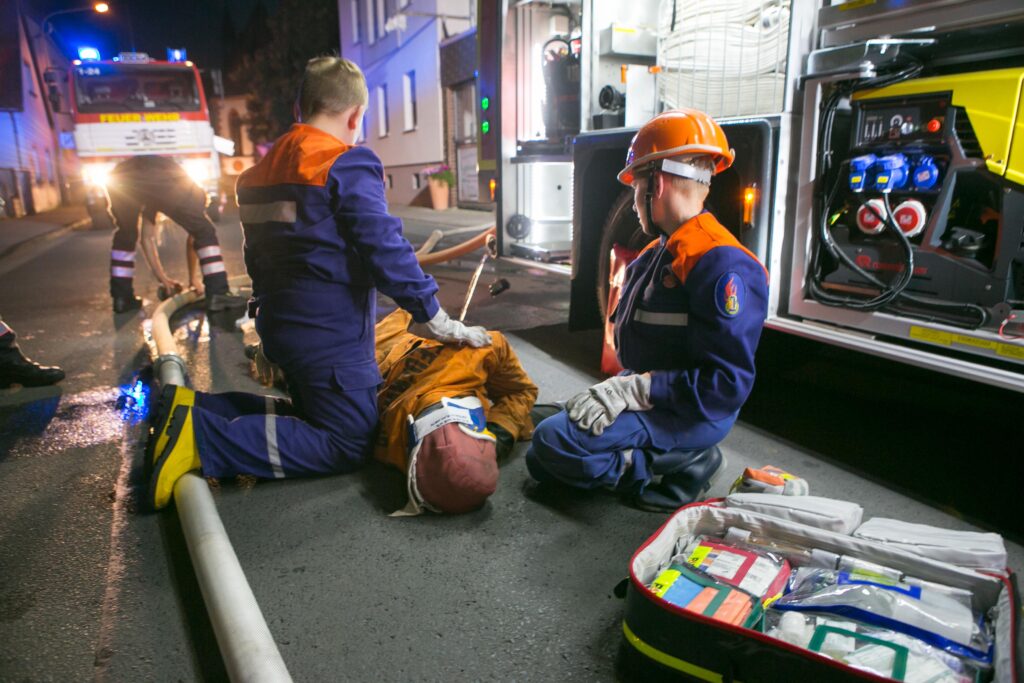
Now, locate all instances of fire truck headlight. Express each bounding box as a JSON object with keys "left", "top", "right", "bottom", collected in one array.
[
  {"left": 182, "top": 159, "right": 211, "bottom": 184},
  {"left": 83, "top": 163, "right": 113, "bottom": 188}
]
